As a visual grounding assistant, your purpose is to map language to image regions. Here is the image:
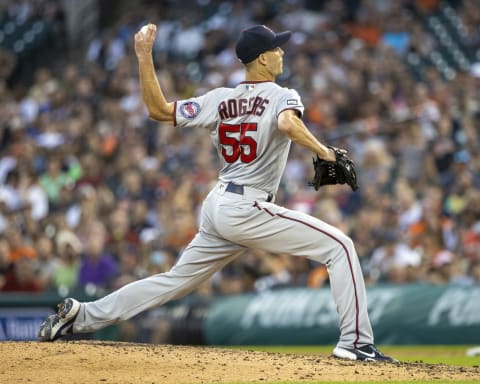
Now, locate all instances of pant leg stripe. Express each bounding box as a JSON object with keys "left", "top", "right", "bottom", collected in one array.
[{"left": 259, "top": 206, "right": 360, "bottom": 347}]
